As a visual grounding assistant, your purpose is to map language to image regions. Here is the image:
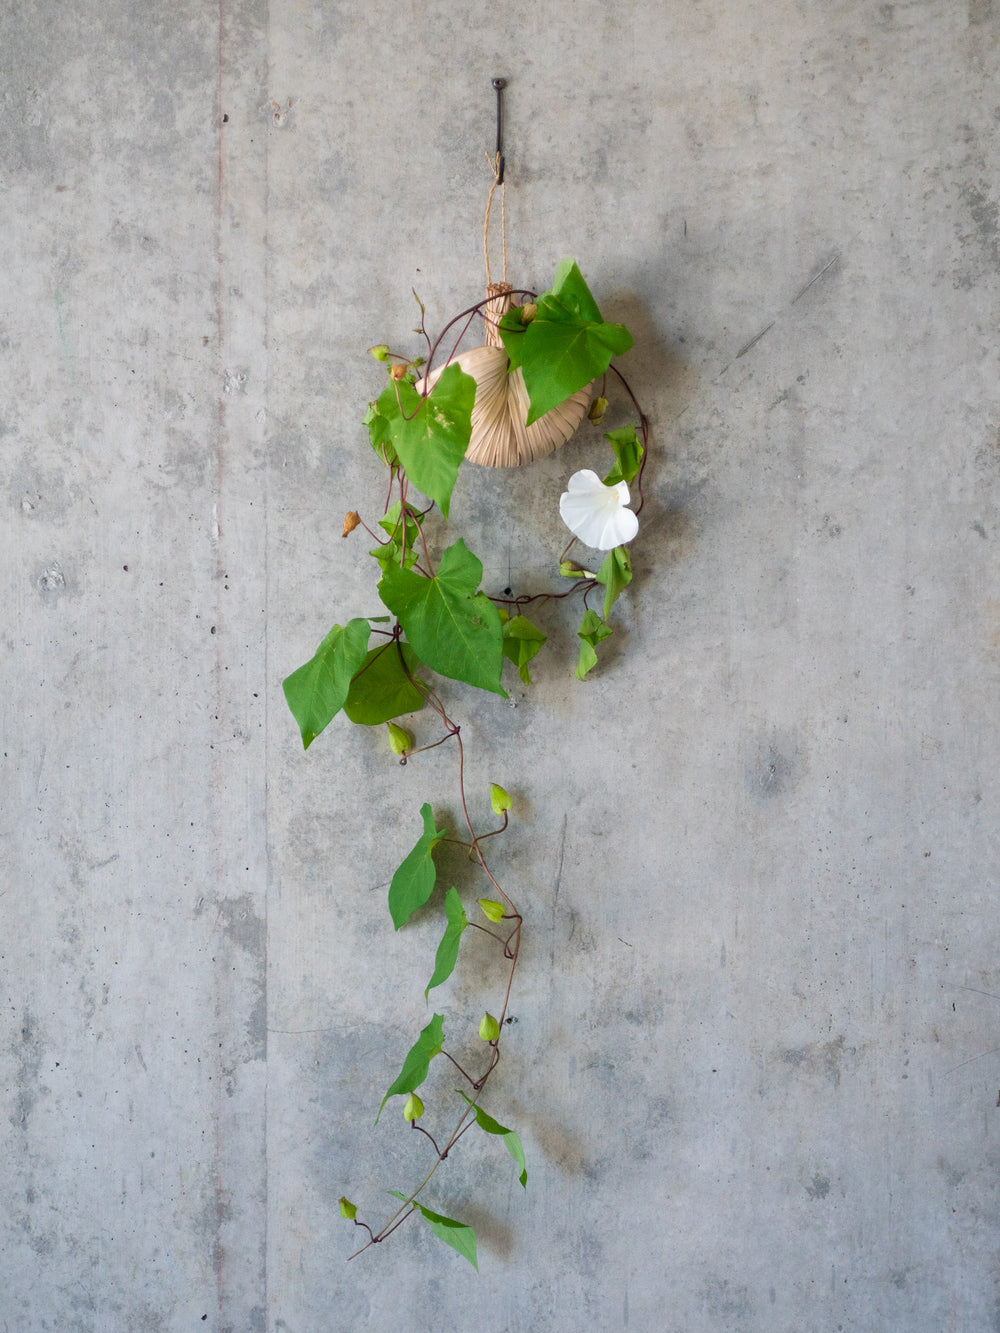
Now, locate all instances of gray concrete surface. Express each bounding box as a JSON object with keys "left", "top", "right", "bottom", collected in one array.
[{"left": 4, "top": 1, "right": 1000, "bottom": 1329}]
